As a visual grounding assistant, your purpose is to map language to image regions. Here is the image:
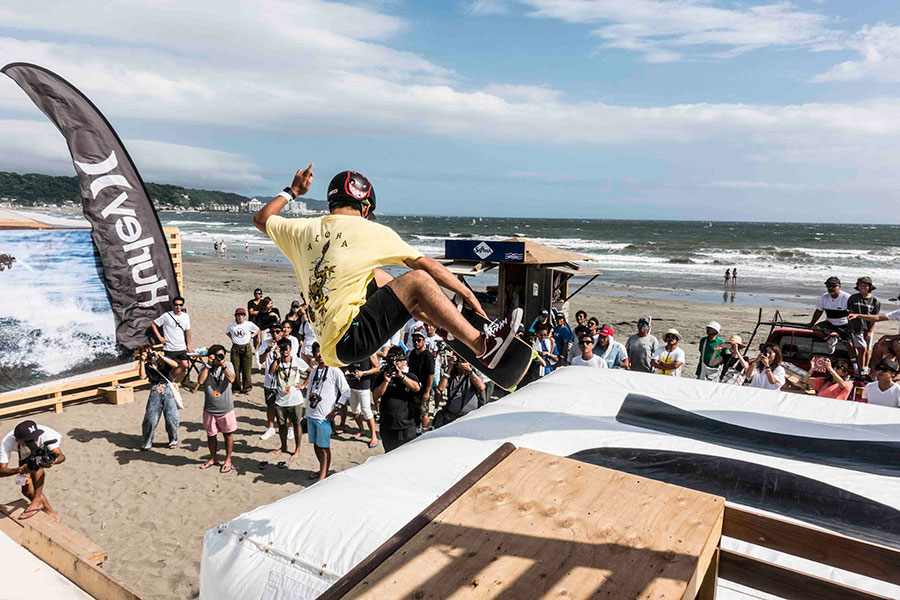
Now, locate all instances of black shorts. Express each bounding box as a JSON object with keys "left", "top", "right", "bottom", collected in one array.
[
  {"left": 264, "top": 388, "right": 277, "bottom": 407},
  {"left": 817, "top": 321, "right": 852, "bottom": 342},
  {"left": 335, "top": 285, "right": 411, "bottom": 365},
  {"left": 164, "top": 350, "right": 189, "bottom": 362}
]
